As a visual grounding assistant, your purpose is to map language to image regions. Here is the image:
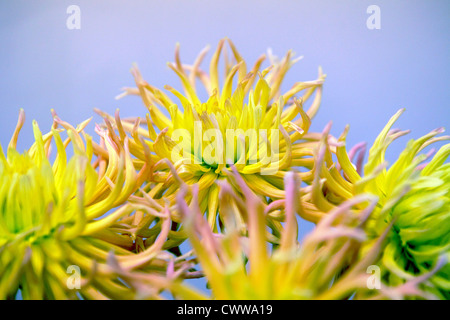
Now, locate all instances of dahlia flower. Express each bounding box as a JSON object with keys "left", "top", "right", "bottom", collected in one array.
[
  {"left": 309, "top": 109, "right": 450, "bottom": 299},
  {"left": 96, "top": 39, "right": 325, "bottom": 244},
  {"left": 0, "top": 110, "right": 171, "bottom": 299},
  {"left": 165, "top": 167, "right": 439, "bottom": 300}
]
